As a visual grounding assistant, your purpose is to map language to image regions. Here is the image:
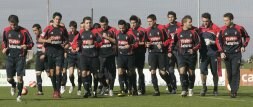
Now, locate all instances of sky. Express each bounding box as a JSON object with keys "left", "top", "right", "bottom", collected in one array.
[{"left": 0, "top": 0, "right": 252, "bottom": 60}]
